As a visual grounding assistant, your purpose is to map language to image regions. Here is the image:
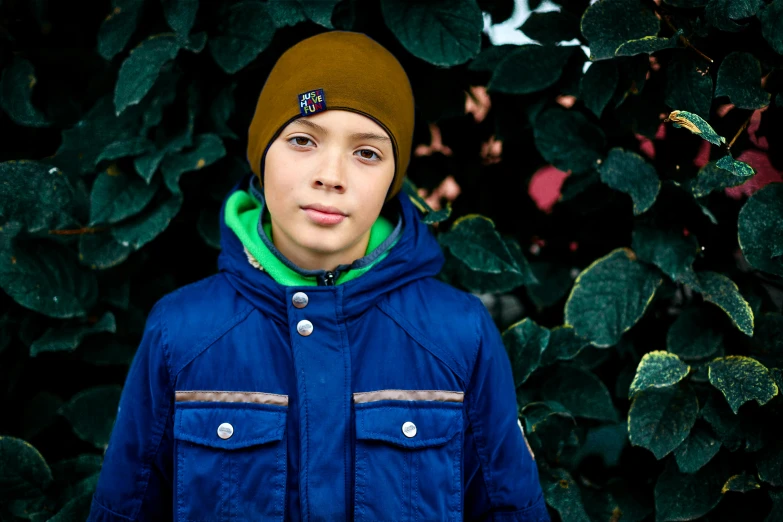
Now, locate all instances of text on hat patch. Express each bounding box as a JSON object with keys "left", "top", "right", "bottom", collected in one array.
[{"left": 298, "top": 89, "right": 327, "bottom": 116}]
